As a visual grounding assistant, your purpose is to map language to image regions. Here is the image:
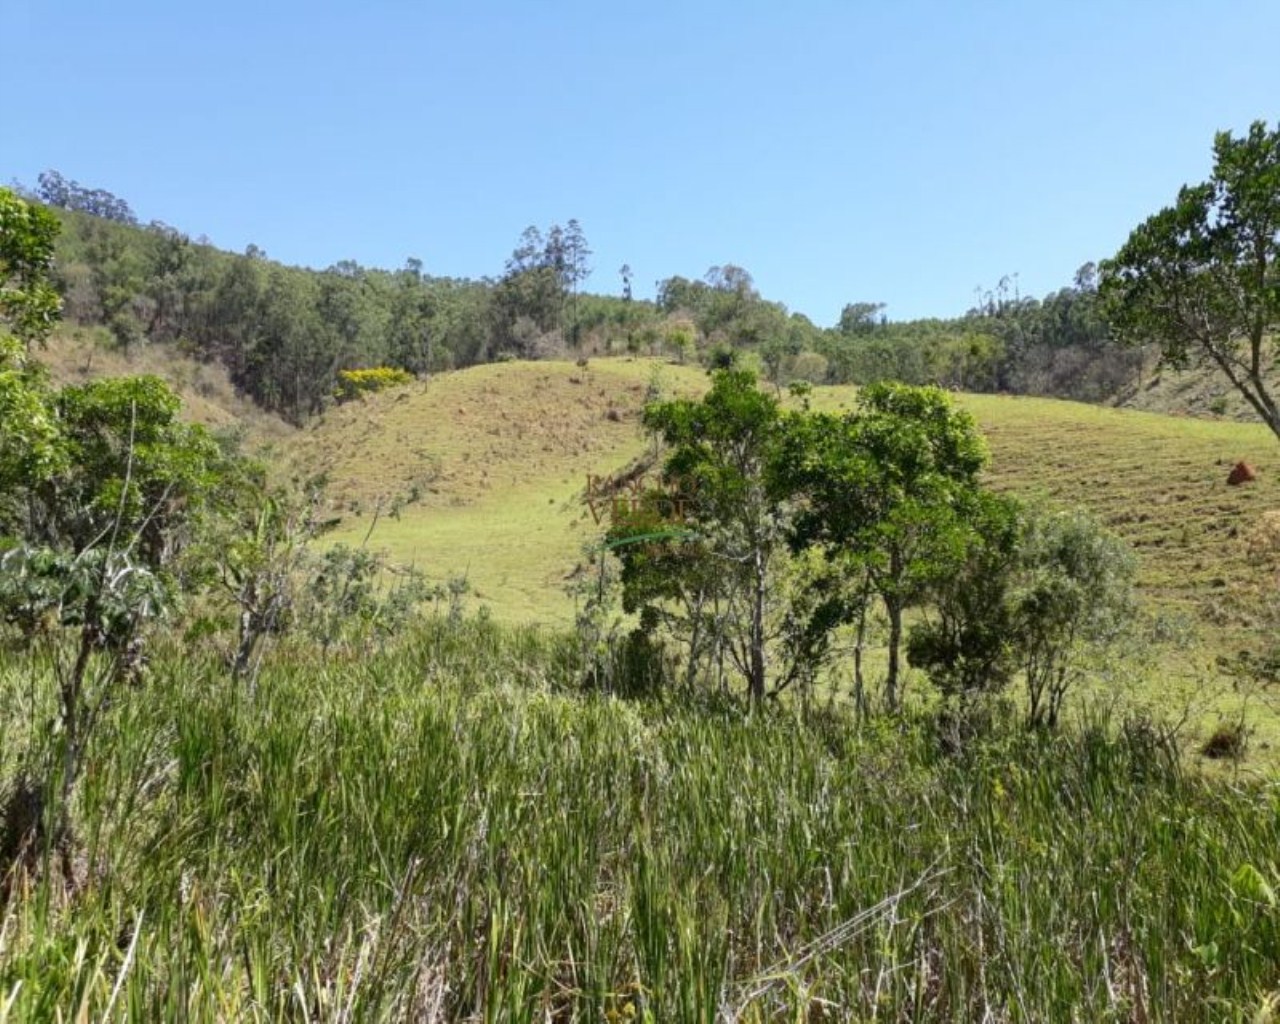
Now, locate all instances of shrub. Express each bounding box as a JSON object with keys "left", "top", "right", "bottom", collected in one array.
[
  {"left": 789, "top": 349, "right": 829, "bottom": 384},
  {"left": 705, "top": 344, "right": 738, "bottom": 370},
  {"left": 333, "top": 366, "right": 414, "bottom": 402},
  {"left": 1015, "top": 507, "right": 1136, "bottom": 728},
  {"left": 1202, "top": 720, "right": 1249, "bottom": 760}
]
